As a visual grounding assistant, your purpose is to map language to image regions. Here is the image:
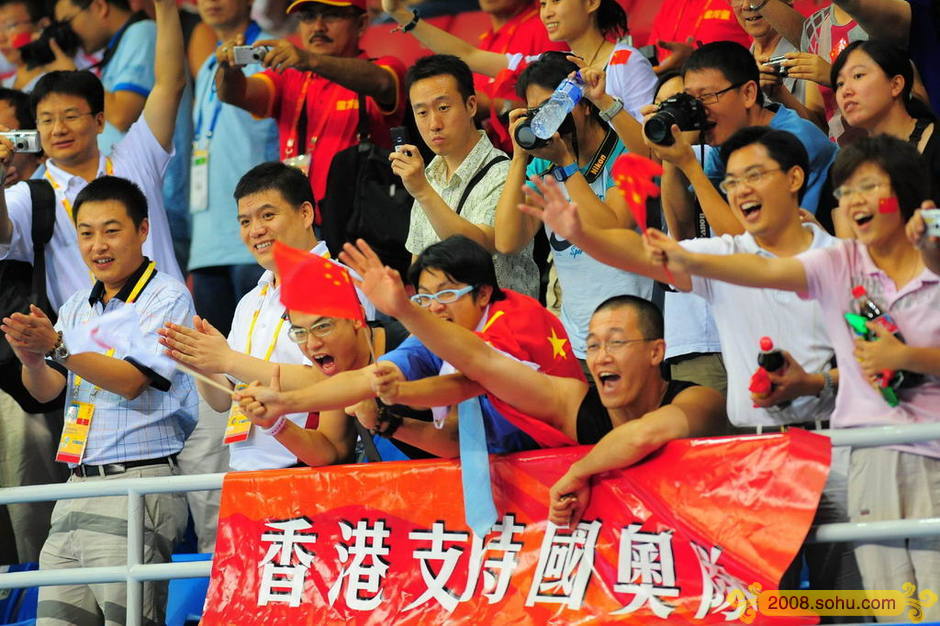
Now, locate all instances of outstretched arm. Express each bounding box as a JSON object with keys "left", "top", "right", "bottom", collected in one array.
[
  {"left": 382, "top": 0, "right": 509, "bottom": 77},
  {"left": 518, "top": 175, "right": 692, "bottom": 290},
  {"left": 372, "top": 366, "right": 485, "bottom": 409},
  {"left": 549, "top": 385, "right": 725, "bottom": 527},
  {"left": 339, "top": 240, "right": 586, "bottom": 440},
  {"left": 142, "top": 0, "right": 186, "bottom": 150},
  {"left": 645, "top": 228, "right": 809, "bottom": 292},
  {"left": 833, "top": 0, "right": 911, "bottom": 44}
]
